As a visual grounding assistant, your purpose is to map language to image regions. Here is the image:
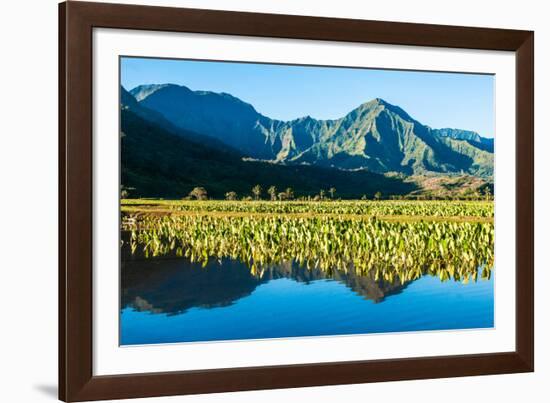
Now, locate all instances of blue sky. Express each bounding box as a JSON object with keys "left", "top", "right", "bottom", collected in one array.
[{"left": 121, "top": 57, "right": 494, "bottom": 138}]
